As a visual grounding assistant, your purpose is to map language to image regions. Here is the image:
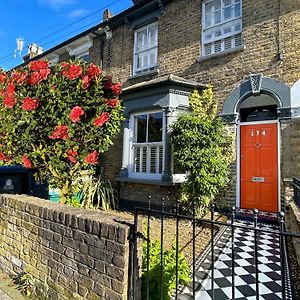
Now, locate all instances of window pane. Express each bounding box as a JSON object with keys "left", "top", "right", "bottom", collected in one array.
[
  {"left": 148, "top": 26, "right": 157, "bottom": 48},
  {"left": 136, "top": 29, "right": 147, "bottom": 51},
  {"left": 135, "top": 114, "right": 147, "bottom": 143},
  {"left": 235, "top": 0, "right": 241, "bottom": 17},
  {"left": 149, "top": 49, "right": 157, "bottom": 66},
  {"left": 148, "top": 112, "right": 163, "bottom": 142}
]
